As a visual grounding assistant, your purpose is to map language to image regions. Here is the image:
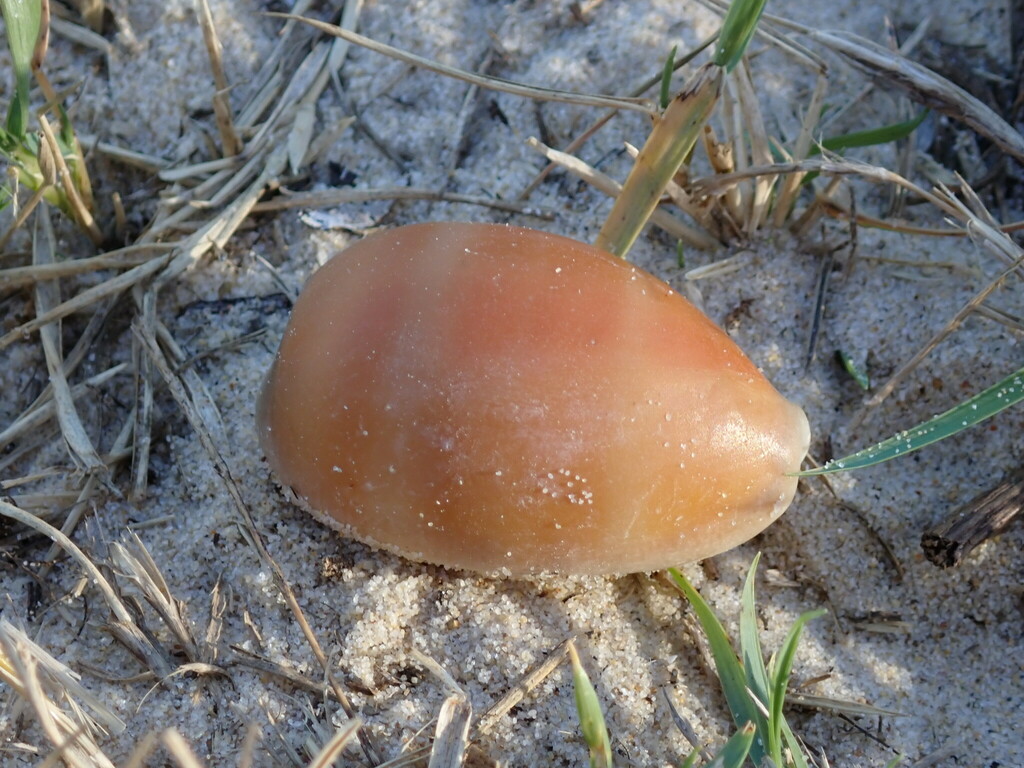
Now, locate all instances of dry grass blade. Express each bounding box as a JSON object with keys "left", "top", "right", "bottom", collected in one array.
[
  {"left": 109, "top": 532, "right": 217, "bottom": 666},
  {"left": 252, "top": 185, "right": 554, "bottom": 218},
  {"left": 50, "top": 14, "right": 111, "bottom": 55},
  {"left": 13, "top": 290, "right": 119, "bottom": 433},
  {"left": 0, "top": 622, "right": 120, "bottom": 768},
  {"left": 729, "top": 60, "right": 773, "bottom": 235},
  {"left": 0, "top": 244, "right": 169, "bottom": 290},
  {"left": 195, "top": 0, "right": 240, "bottom": 157},
  {"left": 428, "top": 696, "right": 472, "bottom": 768},
  {"left": 660, "top": 687, "right": 713, "bottom": 762},
  {"left": 0, "top": 252, "right": 172, "bottom": 351},
  {"left": 806, "top": 29, "right": 1024, "bottom": 163},
  {"left": 852, "top": 256, "right": 1021, "bottom": 426},
  {"left": 37, "top": 413, "right": 135, "bottom": 577},
  {"left": 130, "top": 323, "right": 154, "bottom": 501},
  {"left": 131, "top": 319, "right": 382, "bottom": 766},
  {"left": 228, "top": 645, "right": 348, "bottom": 701},
  {"left": 121, "top": 731, "right": 161, "bottom": 768},
  {"left": 77, "top": 134, "right": 170, "bottom": 173},
  {"left": 519, "top": 32, "right": 718, "bottom": 200},
  {"left": 475, "top": 637, "right": 573, "bottom": 736},
  {"left": 160, "top": 728, "right": 205, "bottom": 768},
  {"left": 853, "top": 184, "right": 1024, "bottom": 427},
  {"left": 0, "top": 498, "right": 175, "bottom": 678},
  {"left": 37, "top": 114, "right": 103, "bottom": 245},
  {"left": 772, "top": 71, "right": 828, "bottom": 227},
  {"left": 269, "top": 13, "right": 654, "bottom": 115},
  {"left": 596, "top": 61, "right": 721, "bottom": 257},
  {"left": 787, "top": 692, "right": 905, "bottom": 718},
  {"left": 159, "top": 145, "right": 289, "bottom": 282},
  {"left": 286, "top": 2, "right": 363, "bottom": 176},
  {"left": 0, "top": 620, "right": 126, "bottom": 735},
  {"left": 31, "top": 208, "right": 106, "bottom": 475},
  {"left": 306, "top": 718, "right": 364, "bottom": 768},
  {"left": 0, "top": 364, "right": 127, "bottom": 453},
  {"left": 409, "top": 648, "right": 465, "bottom": 698},
  {"left": 692, "top": 153, "right": 970, "bottom": 230},
  {"left": 526, "top": 137, "right": 719, "bottom": 249}
]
